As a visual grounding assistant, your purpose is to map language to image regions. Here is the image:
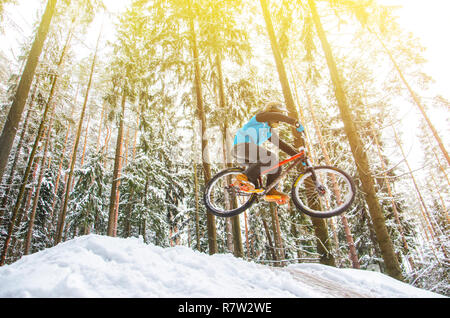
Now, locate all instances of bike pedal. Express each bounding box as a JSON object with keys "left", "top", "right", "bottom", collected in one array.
[
  {"left": 276, "top": 198, "right": 289, "bottom": 205},
  {"left": 263, "top": 196, "right": 282, "bottom": 202},
  {"left": 264, "top": 195, "right": 289, "bottom": 205},
  {"left": 247, "top": 188, "right": 265, "bottom": 194}
]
